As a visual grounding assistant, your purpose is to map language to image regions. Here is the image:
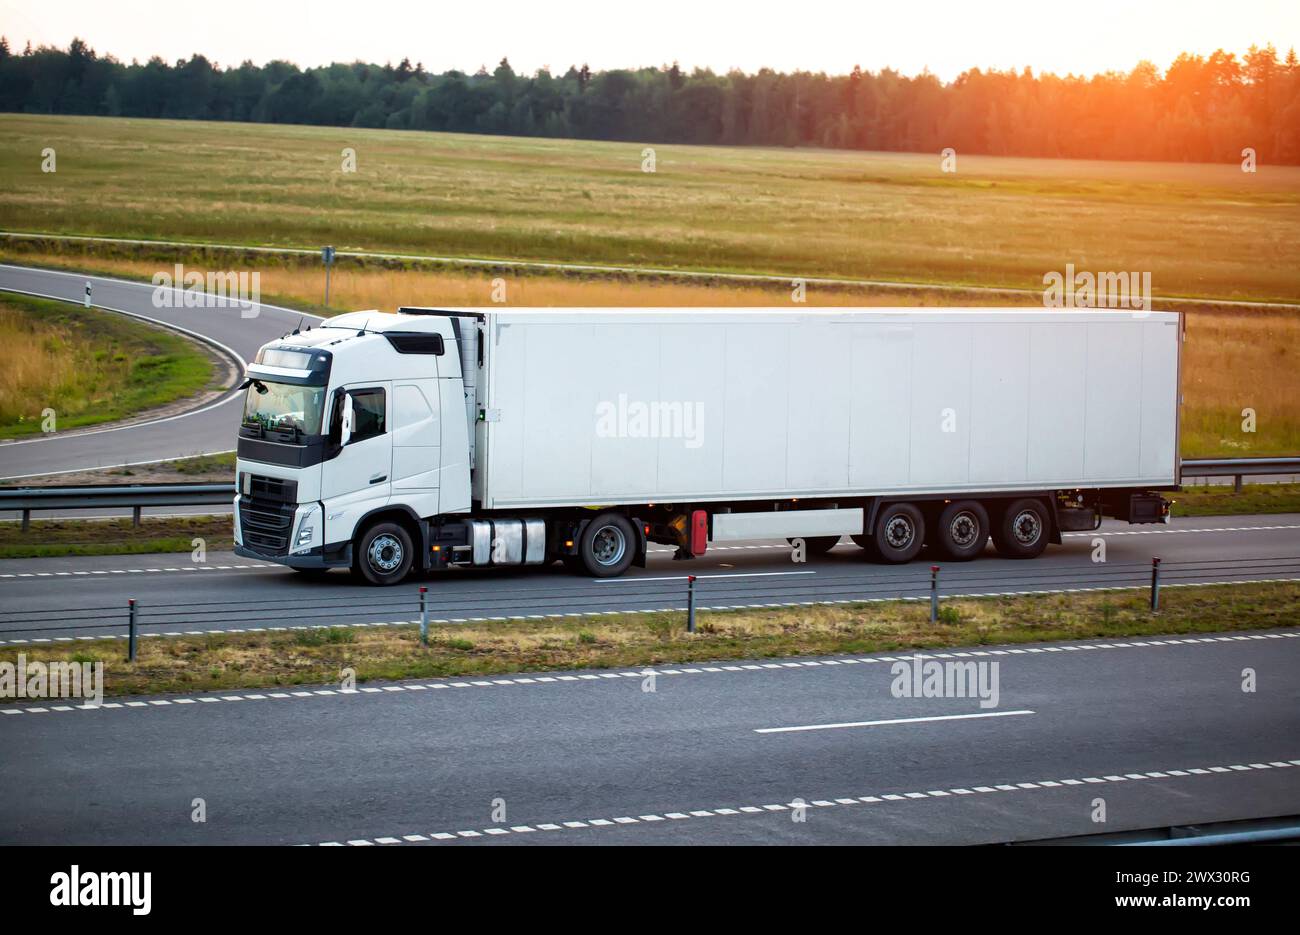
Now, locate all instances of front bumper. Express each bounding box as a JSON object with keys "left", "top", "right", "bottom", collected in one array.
[{"left": 234, "top": 542, "right": 353, "bottom": 569}]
